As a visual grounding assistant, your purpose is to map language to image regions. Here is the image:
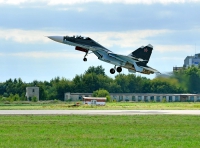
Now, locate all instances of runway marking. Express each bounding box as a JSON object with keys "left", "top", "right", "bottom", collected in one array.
[{"left": 0, "top": 110, "right": 200, "bottom": 115}]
